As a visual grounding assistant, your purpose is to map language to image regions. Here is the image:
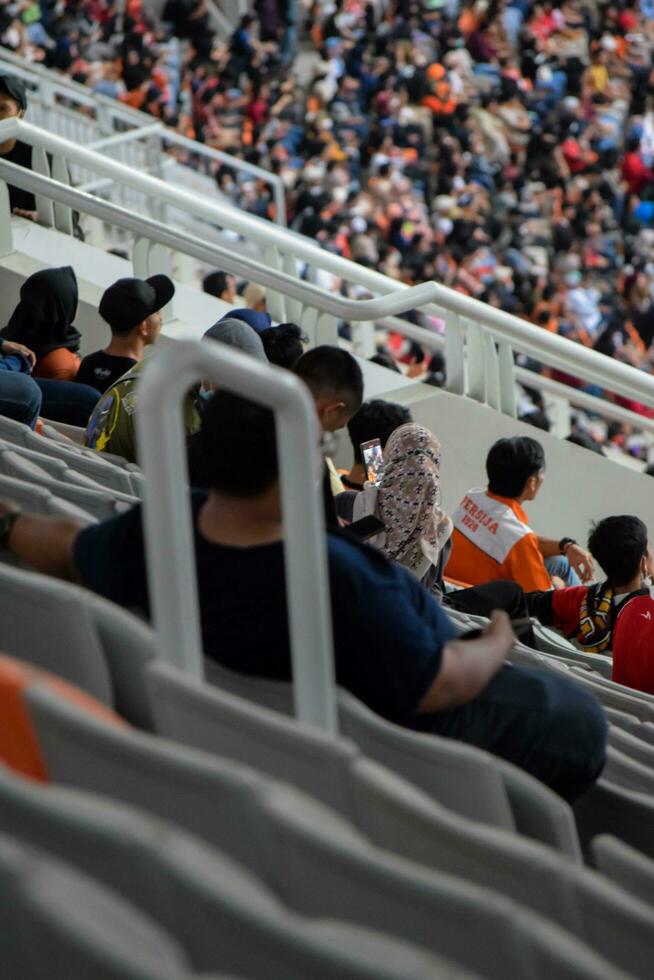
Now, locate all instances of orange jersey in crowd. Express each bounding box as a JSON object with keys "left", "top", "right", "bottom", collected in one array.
[{"left": 445, "top": 488, "right": 552, "bottom": 592}]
